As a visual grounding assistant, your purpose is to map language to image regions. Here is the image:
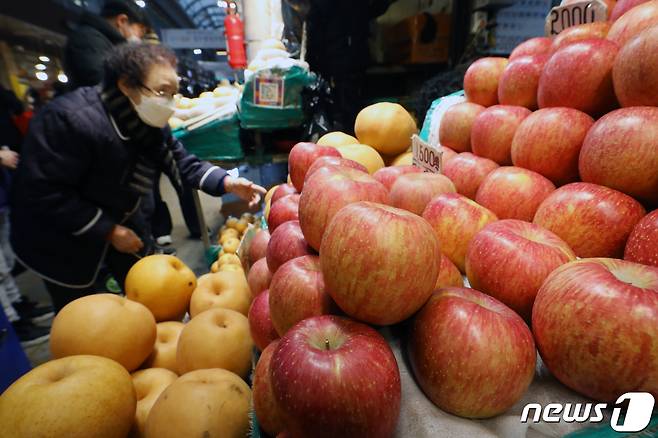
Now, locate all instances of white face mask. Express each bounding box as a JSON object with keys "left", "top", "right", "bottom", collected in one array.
[
  {"left": 131, "top": 93, "right": 175, "bottom": 128},
  {"left": 127, "top": 35, "right": 142, "bottom": 43}
]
